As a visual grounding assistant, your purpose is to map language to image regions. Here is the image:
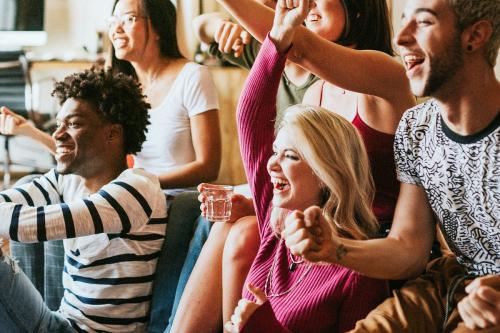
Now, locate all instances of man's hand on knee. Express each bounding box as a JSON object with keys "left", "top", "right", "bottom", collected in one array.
[{"left": 458, "top": 275, "right": 500, "bottom": 329}]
